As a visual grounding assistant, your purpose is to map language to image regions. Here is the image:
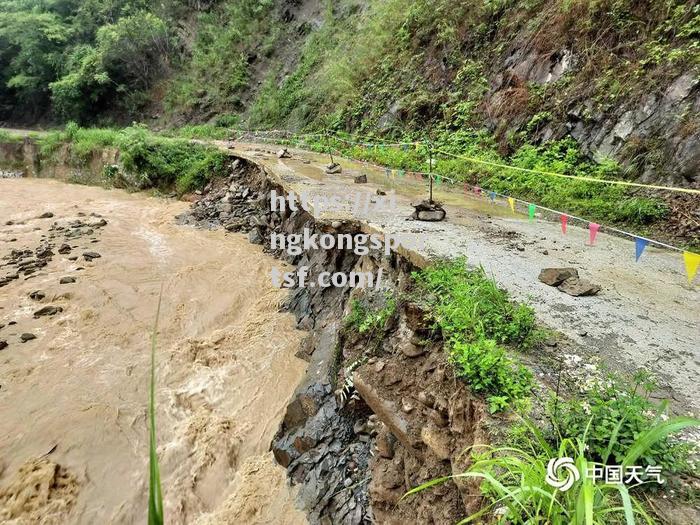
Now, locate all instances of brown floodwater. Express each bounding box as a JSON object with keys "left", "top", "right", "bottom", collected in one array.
[{"left": 0, "top": 178, "right": 307, "bottom": 524}]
